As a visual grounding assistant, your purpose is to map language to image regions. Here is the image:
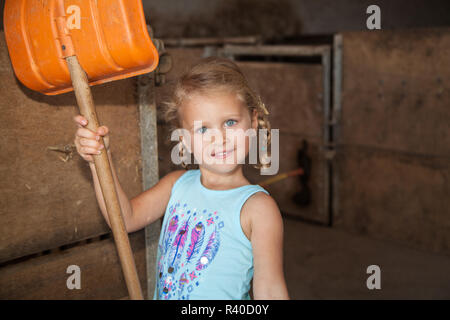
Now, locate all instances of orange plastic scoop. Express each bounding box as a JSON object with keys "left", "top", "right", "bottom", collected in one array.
[{"left": 4, "top": 0, "right": 159, "bottom": 95}]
